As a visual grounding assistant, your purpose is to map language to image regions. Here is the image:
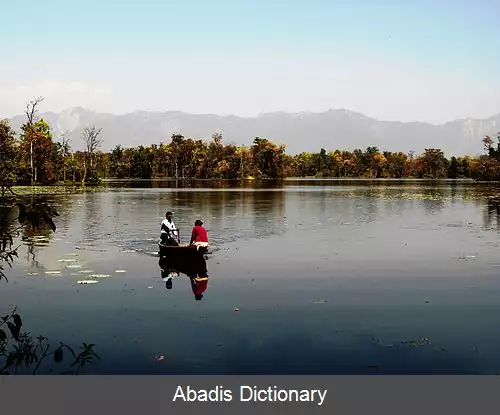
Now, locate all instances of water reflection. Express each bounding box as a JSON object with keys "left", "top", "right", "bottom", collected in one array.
[
  {"left": 483, "top": 197, "right": 500, "bottom": 231},
  {"left": 161, "top": 189, "right": 286, "bottom": 245},
  {"left": 106, "top": 178, "right": 285, "bottom": 189},
  {"left": 158, "top": 255, "right": 209, "bottom": 300}
]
